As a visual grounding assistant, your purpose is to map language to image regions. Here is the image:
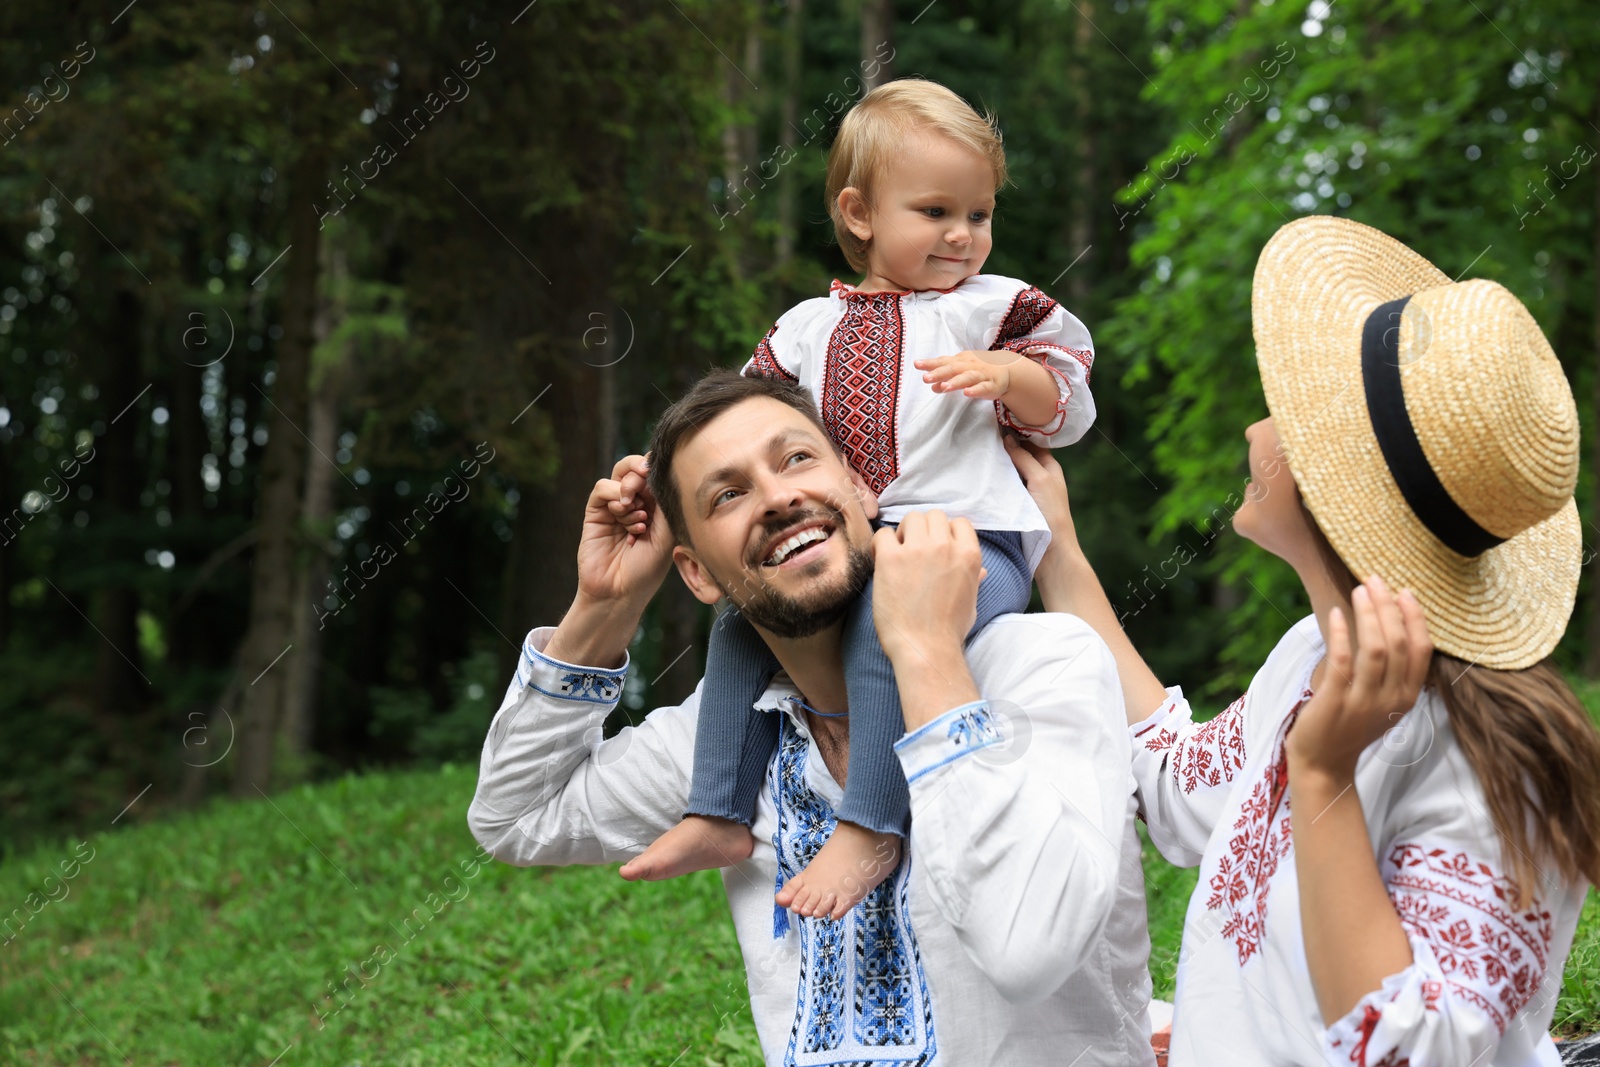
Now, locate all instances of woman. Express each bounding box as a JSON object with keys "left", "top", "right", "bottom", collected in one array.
[{"left": 1005, "top": 215, "right": 1600, "bottom": 1065}]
